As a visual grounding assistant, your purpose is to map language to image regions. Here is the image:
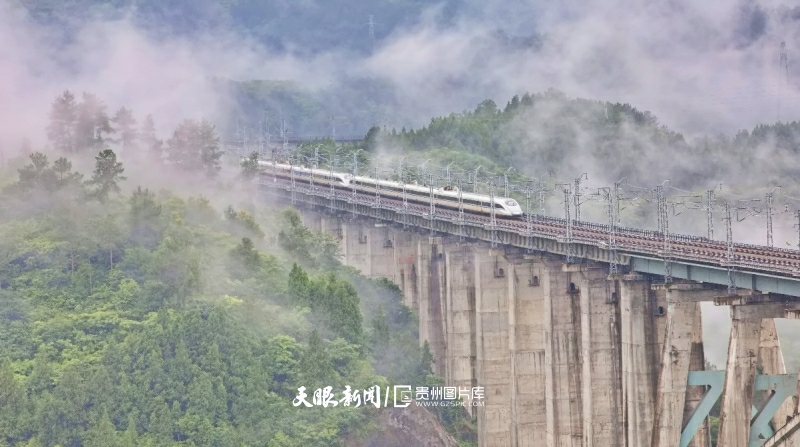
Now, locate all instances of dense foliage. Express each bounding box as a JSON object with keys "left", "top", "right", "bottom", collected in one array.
[
  {"left": 252, "top": 90, "right": 800, "bottom": 234},
  {"left": 0, "top": 147, "right": 469, "bottom": 446},
  {"left": 360, "top": 90, "right": 800, "bottom": 189}
]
